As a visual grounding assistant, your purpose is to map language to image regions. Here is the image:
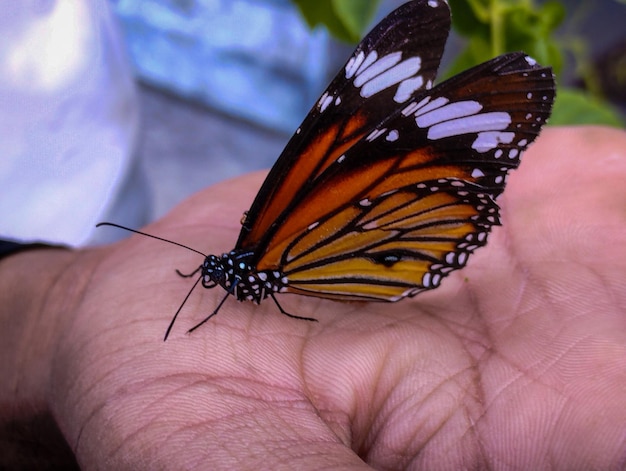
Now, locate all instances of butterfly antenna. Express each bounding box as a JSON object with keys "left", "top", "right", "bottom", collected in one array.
[
  {"left": 270, "top": 294, "right": 318, "bottom": 322},
  {"left": 187, "top": 291, "right": 231, "bottom": 335},
  {"left": 164, "top": 274, "right": 203, "bottom": 341},
  {"left": 97, "top": 222, "right": 207, "bottom": 257}
]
